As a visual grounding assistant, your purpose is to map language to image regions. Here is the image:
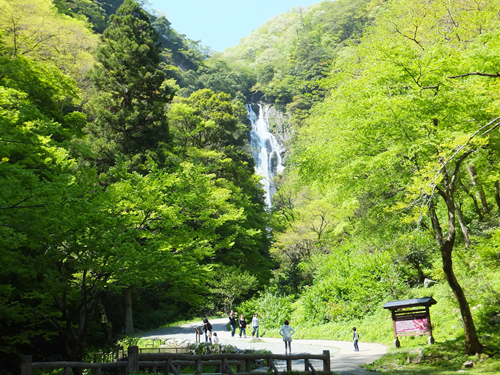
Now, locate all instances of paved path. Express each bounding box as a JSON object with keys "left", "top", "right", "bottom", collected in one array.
[{"left": 140, "top": 318, "right": 388, "bottom": 375}]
